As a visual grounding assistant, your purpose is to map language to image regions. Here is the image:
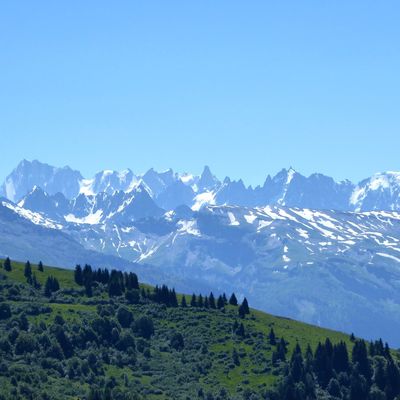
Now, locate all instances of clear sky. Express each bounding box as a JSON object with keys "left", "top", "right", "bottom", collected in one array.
[{"left": 0, "top": 1, "right": 399, "bottom": 186}]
